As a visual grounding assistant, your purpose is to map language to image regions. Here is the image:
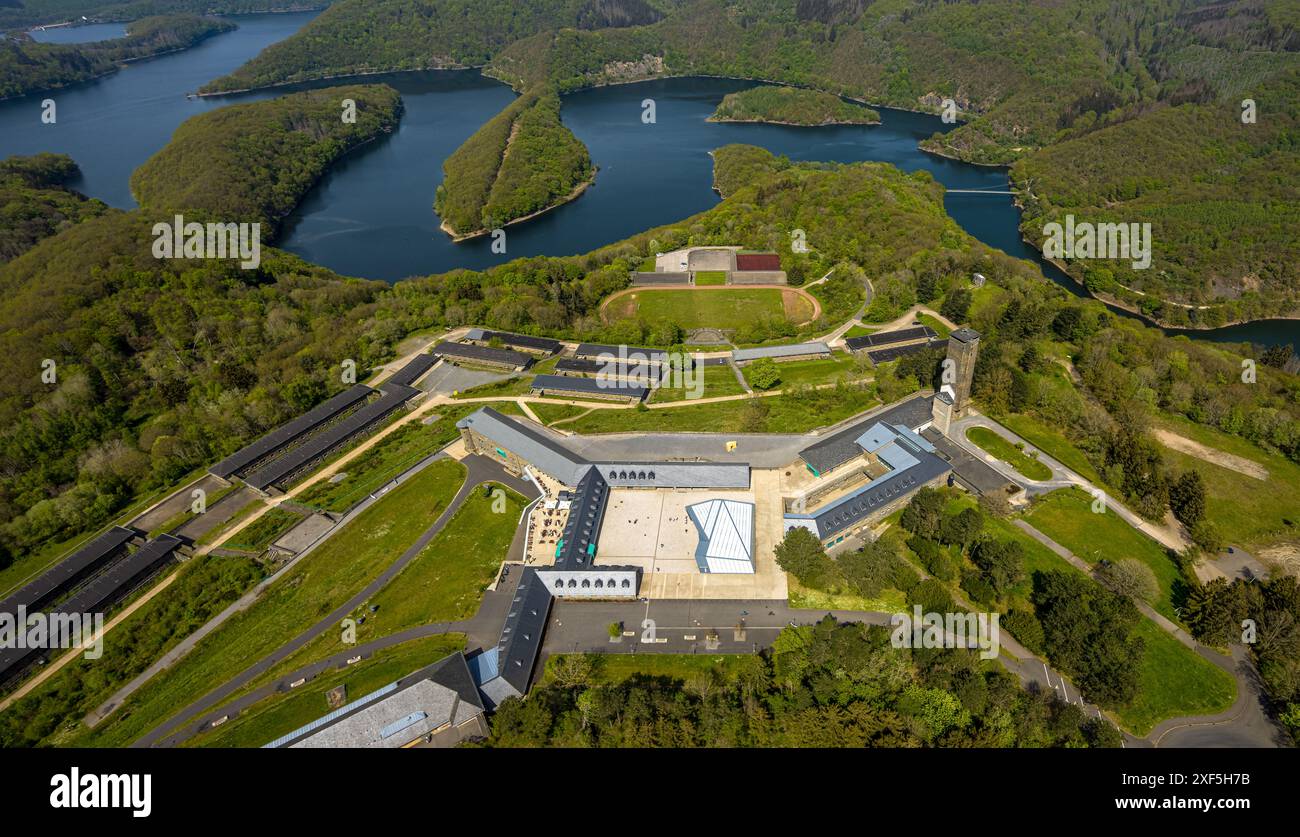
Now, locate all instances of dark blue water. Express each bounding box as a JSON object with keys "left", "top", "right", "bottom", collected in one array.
[
  {"left": 0, "top": 12, "right": 320, "bottom": 205},
  {"left": 27, "top": 23, "right": 128, "bottom": 43},
  {"left": 0, "top": 16, "right": 1293, "bottom": 347}
]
